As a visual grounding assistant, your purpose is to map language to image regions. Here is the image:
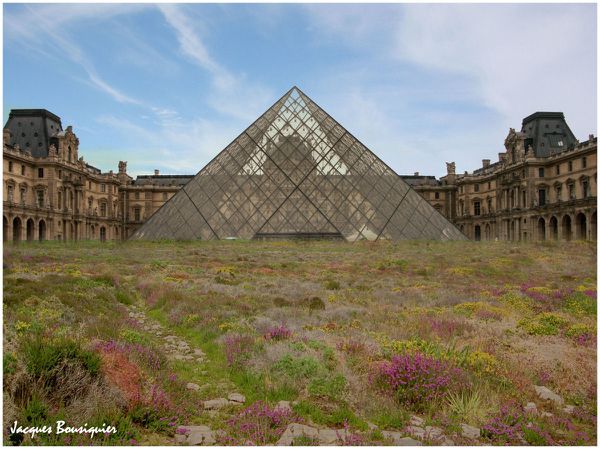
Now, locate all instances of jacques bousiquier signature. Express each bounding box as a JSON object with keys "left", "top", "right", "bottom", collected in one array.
[{"left": 9, "top": 420, "right": 117, "bottom": 441}]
